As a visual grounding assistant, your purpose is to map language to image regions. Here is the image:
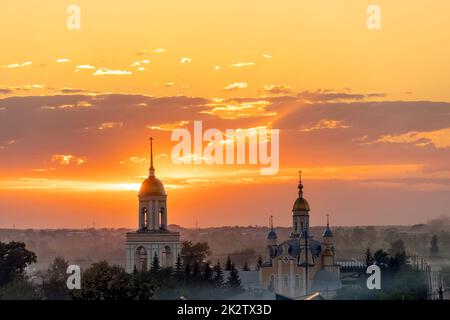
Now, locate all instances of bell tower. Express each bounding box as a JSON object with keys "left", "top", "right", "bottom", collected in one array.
[
  {"left": 291, "top": 170, "right": 310, "bottom": 237},
  {"left": 125, "top": 138, "right": 181, "bottom": 273}
]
